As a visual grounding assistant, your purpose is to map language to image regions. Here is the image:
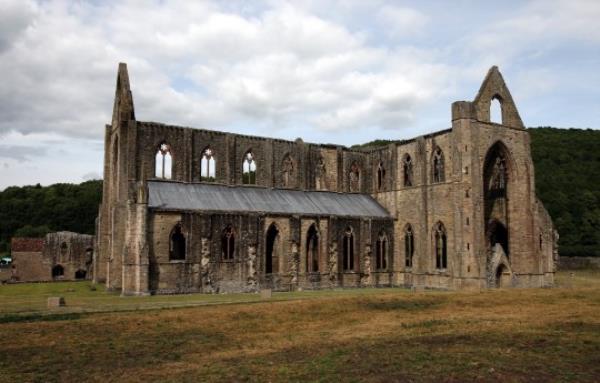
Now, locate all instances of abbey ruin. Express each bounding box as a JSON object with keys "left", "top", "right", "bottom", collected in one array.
[{"left": 94, "top": 63, "right": 557, "bottom": 295}]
